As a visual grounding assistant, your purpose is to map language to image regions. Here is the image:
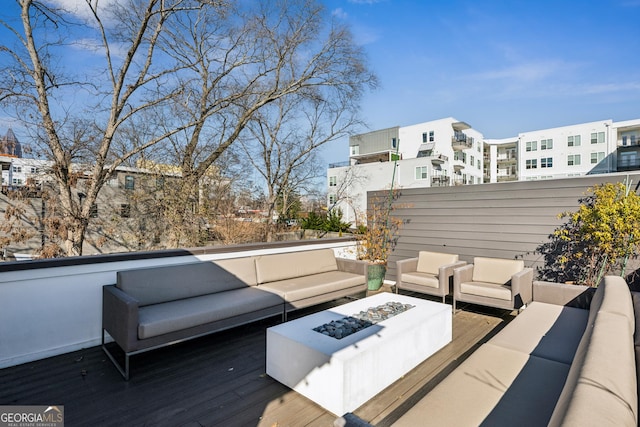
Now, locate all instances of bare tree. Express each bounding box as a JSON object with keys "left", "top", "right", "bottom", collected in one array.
[
  {"left": 240, "top": 86, "right": 362, "bottom": 241},
  {"left": 0, "top": 0, "right": 214, "bottom": 256},
  {"left": 150, "top": 0, "right": 376, "bottom": 246}
]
